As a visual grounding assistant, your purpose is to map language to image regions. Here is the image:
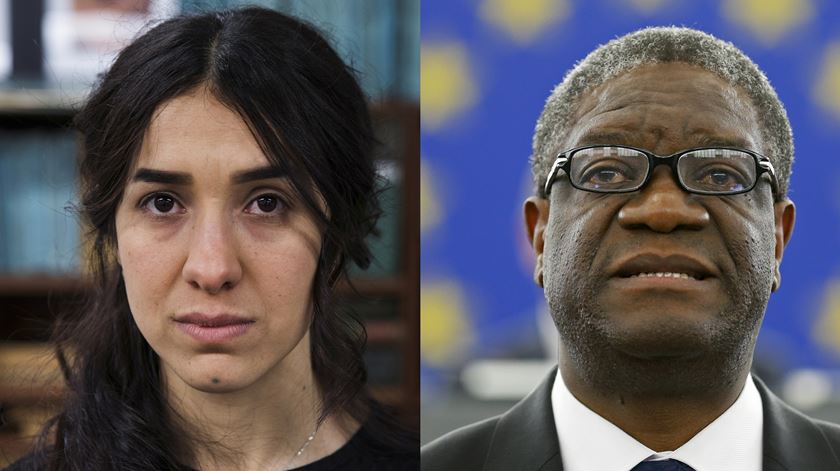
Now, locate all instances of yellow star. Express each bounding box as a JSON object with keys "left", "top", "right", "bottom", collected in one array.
[
  {"left": 421, "top": 281, "right": 473, "bottom": 366},
  {"left": 814, "top": 279, "right": 840, "bottom": 357},
  {"left": 721, "top": 0, "right": 814, "bottom": 45},
  {"left": 421, "top": 42, "right": 478, "bottom": 130},
  {"left": 480, "top": 0, "right": 571, "bottom": 45},
  {"left": 814, "top": 42, "right": 840, "bottom": 122}
]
